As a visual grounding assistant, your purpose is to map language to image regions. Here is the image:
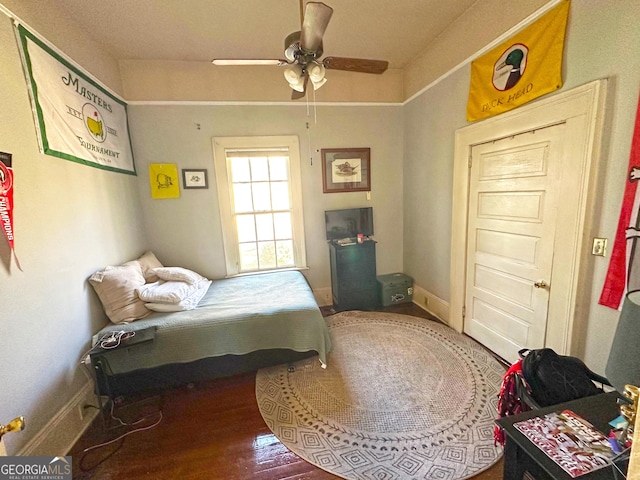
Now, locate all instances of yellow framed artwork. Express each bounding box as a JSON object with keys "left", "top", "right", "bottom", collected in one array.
[{"left": 149, "top": 163, "right": 180, "bottom": 199}]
